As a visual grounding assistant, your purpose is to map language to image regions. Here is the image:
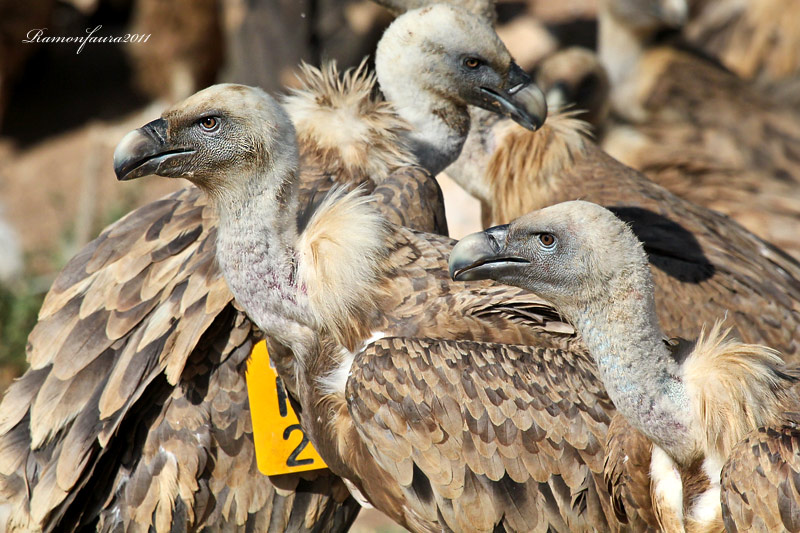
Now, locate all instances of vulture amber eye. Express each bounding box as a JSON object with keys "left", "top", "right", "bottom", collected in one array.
[
  {"left": 199, "top": 116, "right": 219, "bottom": 132},
  {"left": 464, "top": 57, "right": 481, "bottom": 69},
  {"left": 538, "top": 233, "right": 556, "bottom": 248}
]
